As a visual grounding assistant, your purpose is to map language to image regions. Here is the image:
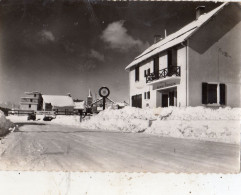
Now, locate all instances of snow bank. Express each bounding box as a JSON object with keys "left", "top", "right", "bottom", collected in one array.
[
  {"left": 80, "top": 106, "right": 241, "bottom": 143},
  {"left": 81, "top": 107, "right": 156, "bottom": 132},
  {"left": 146, "top": 120, "right": 240, "bottom": 144},
  {"left": 0, "top": 111, "right": 14, "bottom": 136},
  {"left": 156, "top": 106, "right": 241, "bottom": 120}
]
